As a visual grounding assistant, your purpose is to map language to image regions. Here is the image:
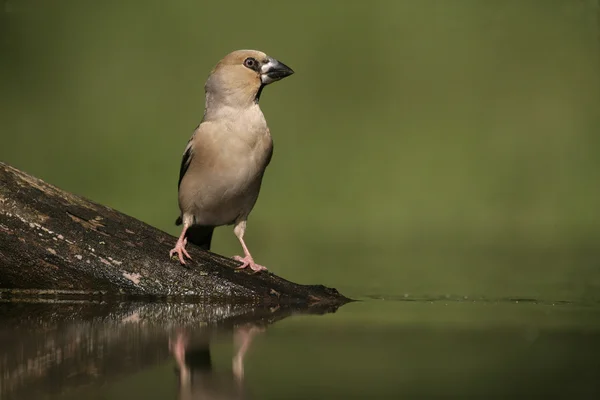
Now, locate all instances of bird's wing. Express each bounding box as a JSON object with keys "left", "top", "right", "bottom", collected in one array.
[
  {"left": 177, "top": 126, "right": 199, "bottom": 189},
  {"left": 264, "top": 128, "right": 274, "bottom": 167}
]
